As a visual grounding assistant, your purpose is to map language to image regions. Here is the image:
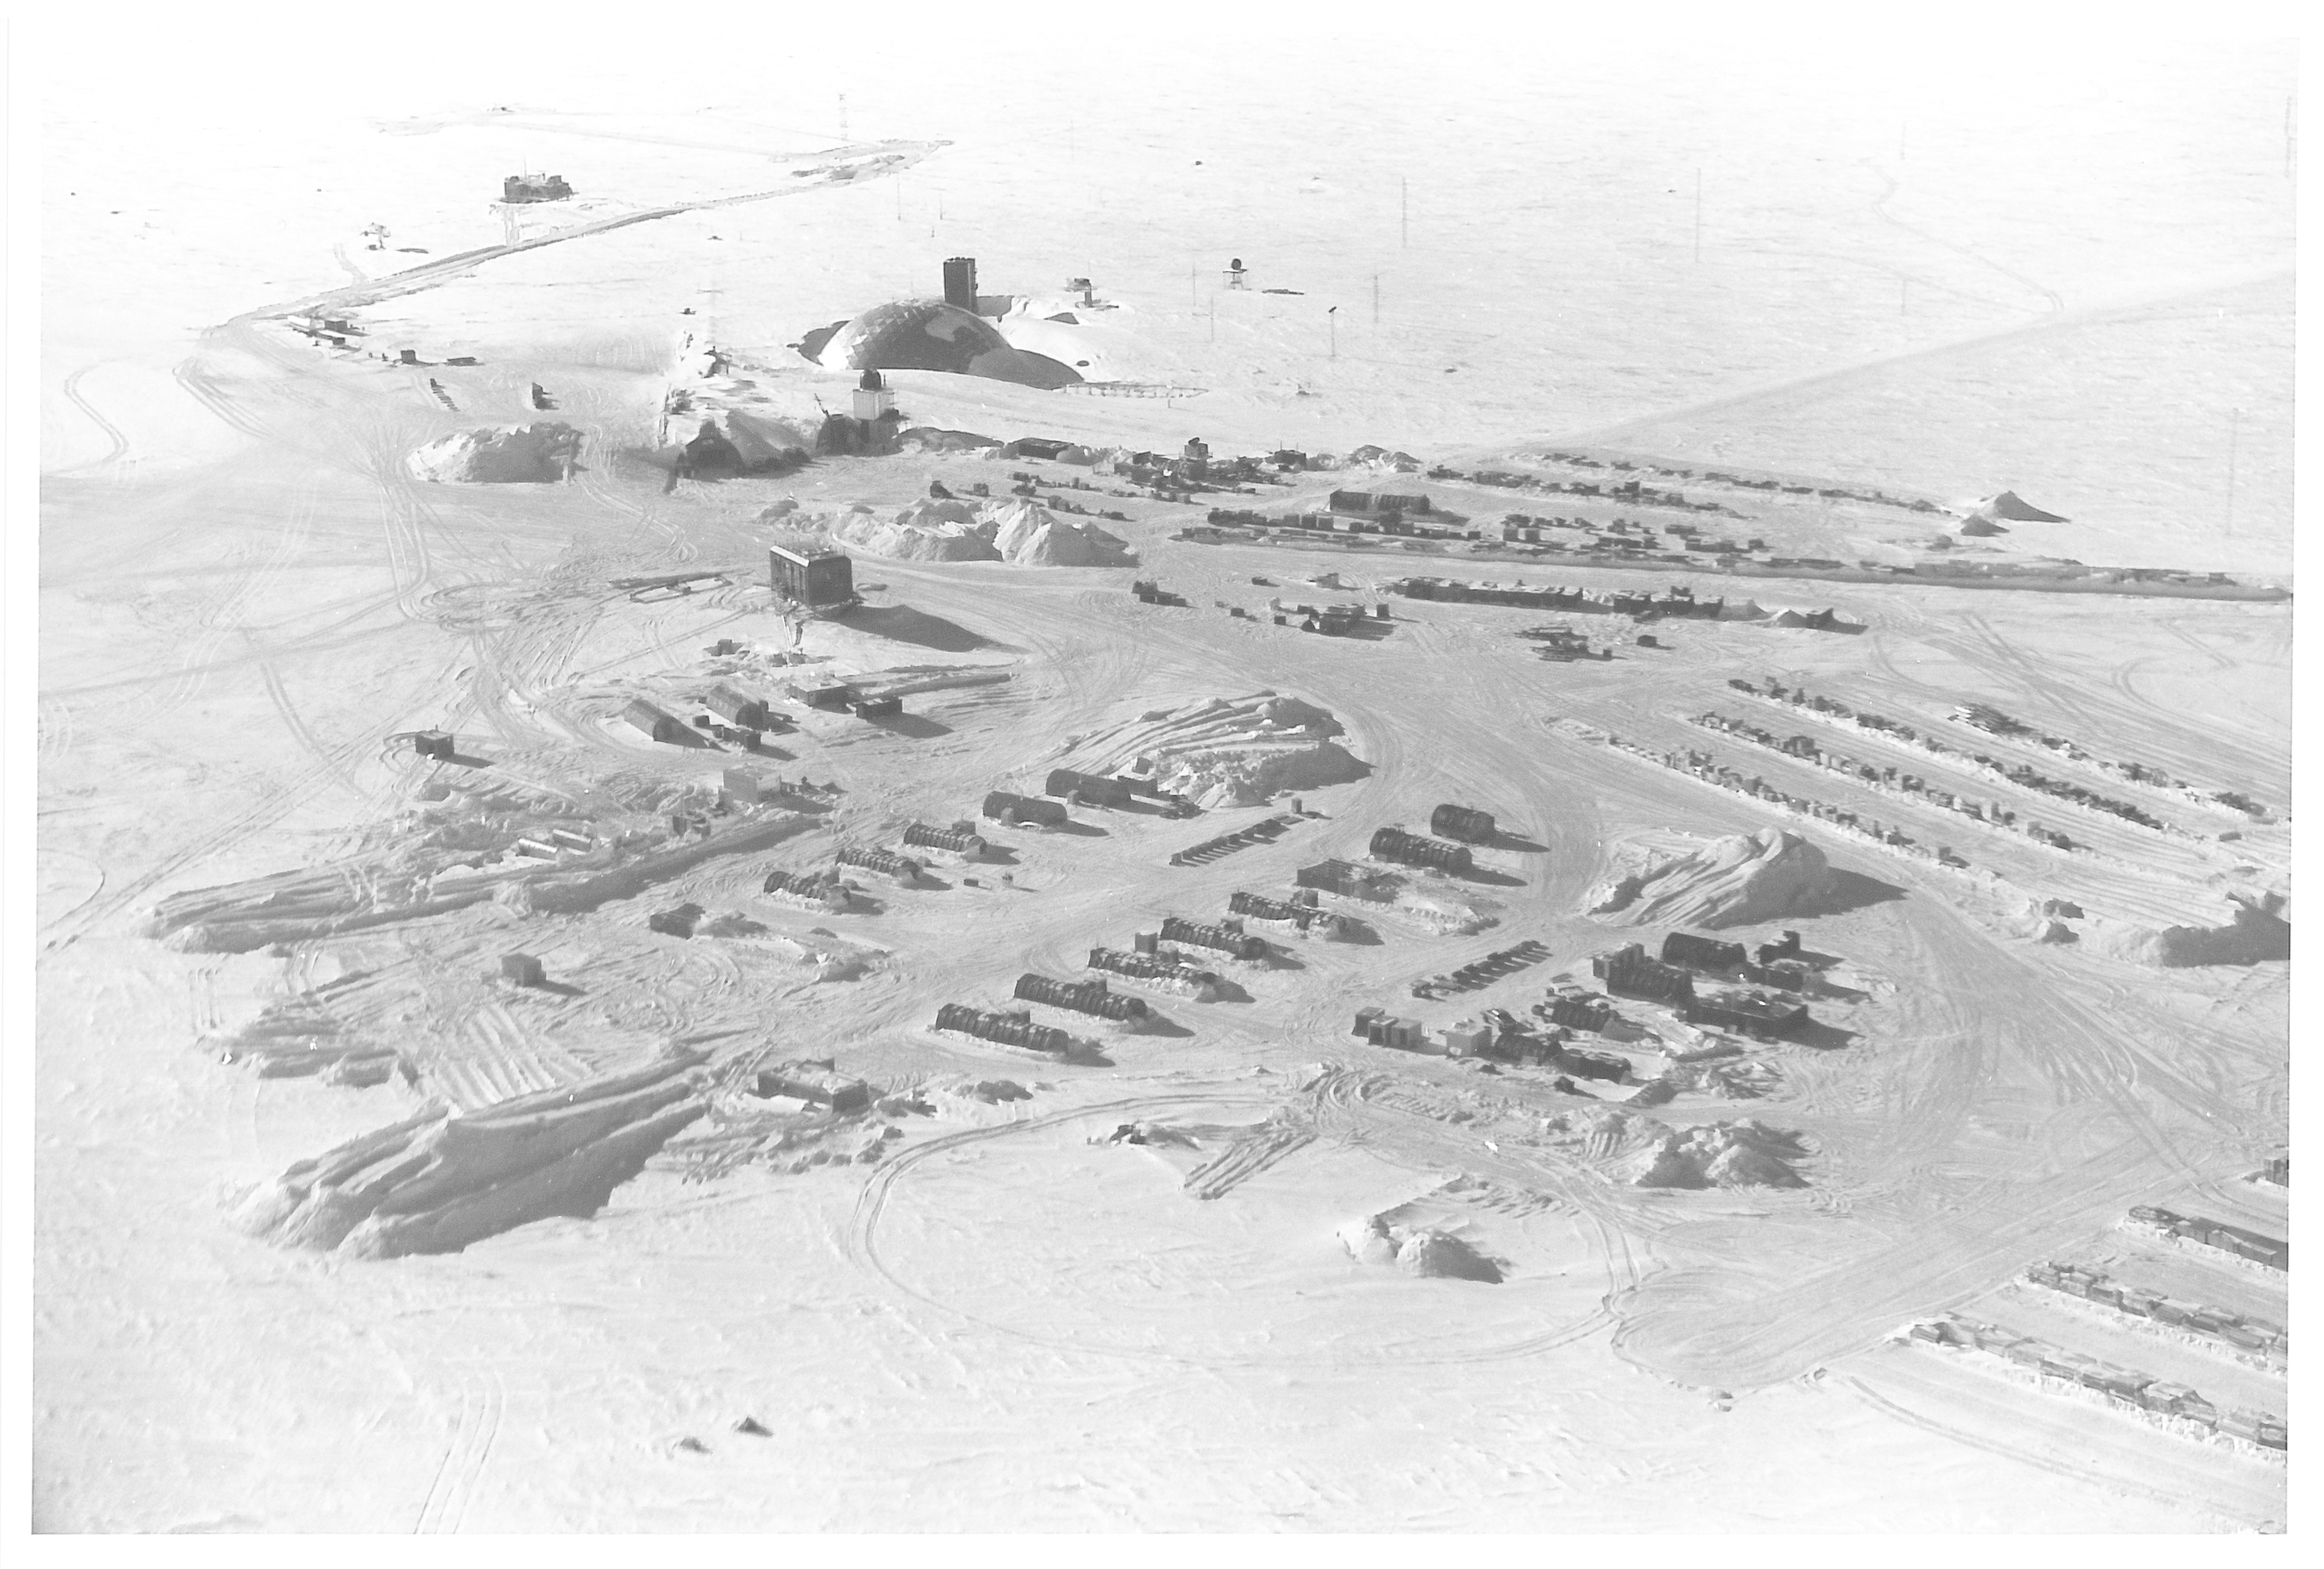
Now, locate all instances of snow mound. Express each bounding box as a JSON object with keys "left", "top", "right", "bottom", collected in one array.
[
  {"left": 1338, "top": 1214, "right": 1503, "bottom": 1281},
  {"left": 829, "top": 499, "right": 1001, "bottom": 561},
  {"left": 799, "top": 497, "right": 1133, "bottom": 566},
  {"left": 1391, "top": 887, "right": 1498, "bottom": 935},
  {"left": 1538, "top": 1106, "right": 1670, "bottom": 1159},
  {"left": 985, "top": 498, "right": 1136, "bottom": 567},
  {"left": 1622, "top": 1120, "right": 1808, "bottom": 1189},
  {"left": 1347, "top": 445, "right": 1422, "bottom": 472},
  {"left": 1587, "top": 827, "right": 1839, "bottom": 929},
  {"left": 1394, "top": 1228, "right": 1505, "bottom": 1281},
  {"left": 1967, "top": 489, "right": 2070, "bottom": 523},
  {"left": 1338, "top": 1213, "right": 1400, "bottom": 1265},
  {"left": 407, "top": 422, "right": 581, "bottom": 483},
  {"left": 1061, "top": 692, "right": 1369, "bottom": 809},
  {"left": 1099, "top": 1120, "right": 1202, "bottom": 1148},
  {"left": 1537, "top": 1108, "right": 1808, "bottom": 1188},
  {"left": 2088, "top": 893, "right": 2289, "bottom": 967},
  {"left": 935, "top": 1077, "right": 1033, "bottom": 1105},
  {"left": 232, "top": 1056, "right": 708, "bottom": 1258}
]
